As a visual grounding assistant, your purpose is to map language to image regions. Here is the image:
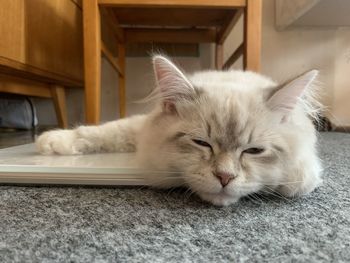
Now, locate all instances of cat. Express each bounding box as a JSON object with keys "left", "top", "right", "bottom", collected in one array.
[{"left": 36, "top": 55, "right": 322, "bottom": 206}]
